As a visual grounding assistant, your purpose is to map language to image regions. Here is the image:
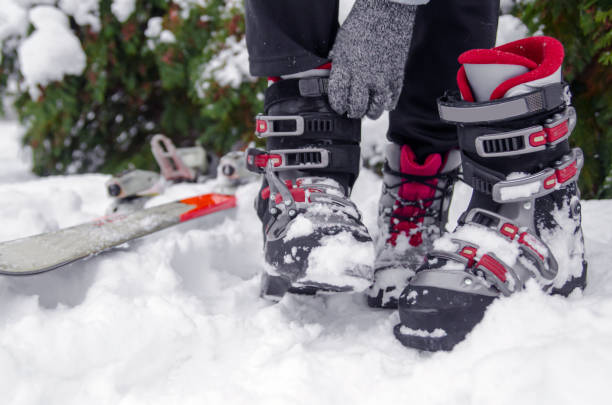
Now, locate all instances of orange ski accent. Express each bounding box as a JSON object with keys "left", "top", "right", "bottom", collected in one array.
[{"left": 179, "top": 193, "right": 237, "bottom": 222}]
